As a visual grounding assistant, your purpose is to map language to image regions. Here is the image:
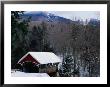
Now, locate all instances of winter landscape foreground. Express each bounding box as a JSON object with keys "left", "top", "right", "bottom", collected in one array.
[{"left": 11, "top": 70, "right": 50, "bottom": 77}]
